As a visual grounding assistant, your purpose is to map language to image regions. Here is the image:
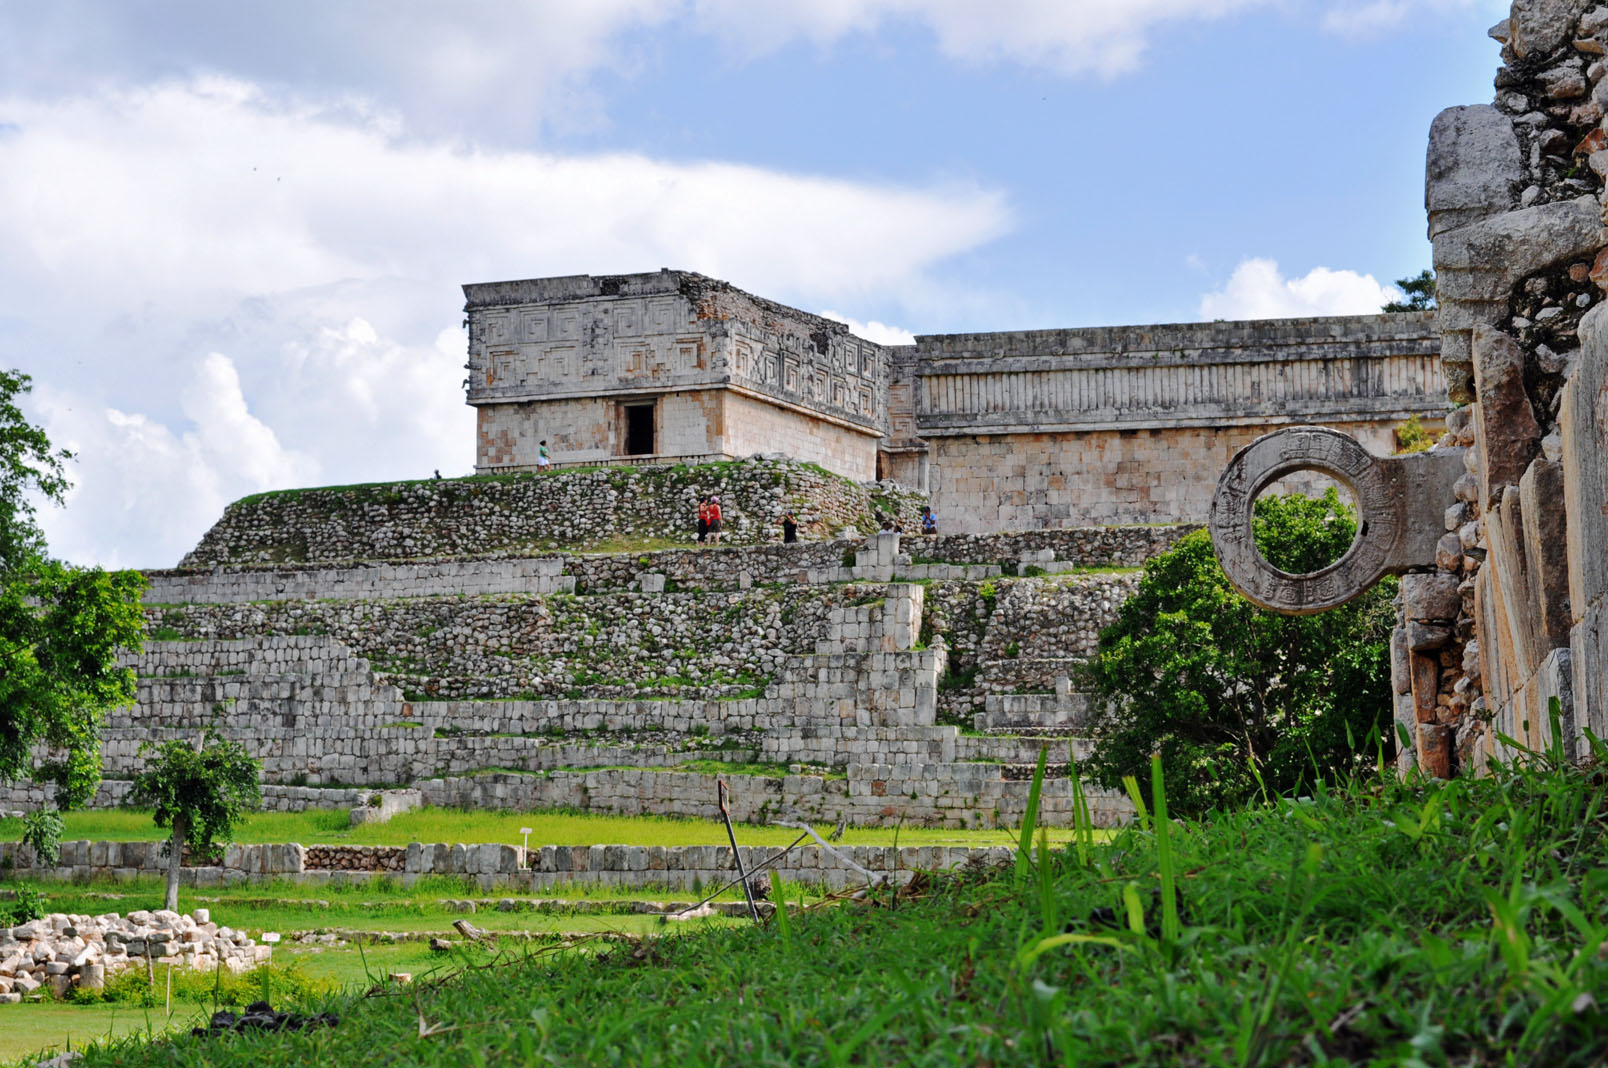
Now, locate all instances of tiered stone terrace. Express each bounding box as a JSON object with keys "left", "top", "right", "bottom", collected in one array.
[{"left": 8, "top": 502, "right": 1187, "bottom": 834}]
